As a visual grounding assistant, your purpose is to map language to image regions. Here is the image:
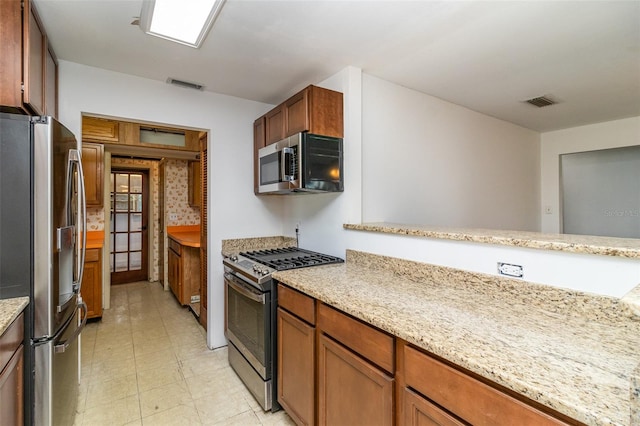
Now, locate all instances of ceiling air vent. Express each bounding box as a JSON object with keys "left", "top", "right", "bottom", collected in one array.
[
  {"left": 166, "top": 78, "right": 204, "bottom": 91},
  {"left": 525, "top": 96, "right": 556, "bottom": 108}
]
